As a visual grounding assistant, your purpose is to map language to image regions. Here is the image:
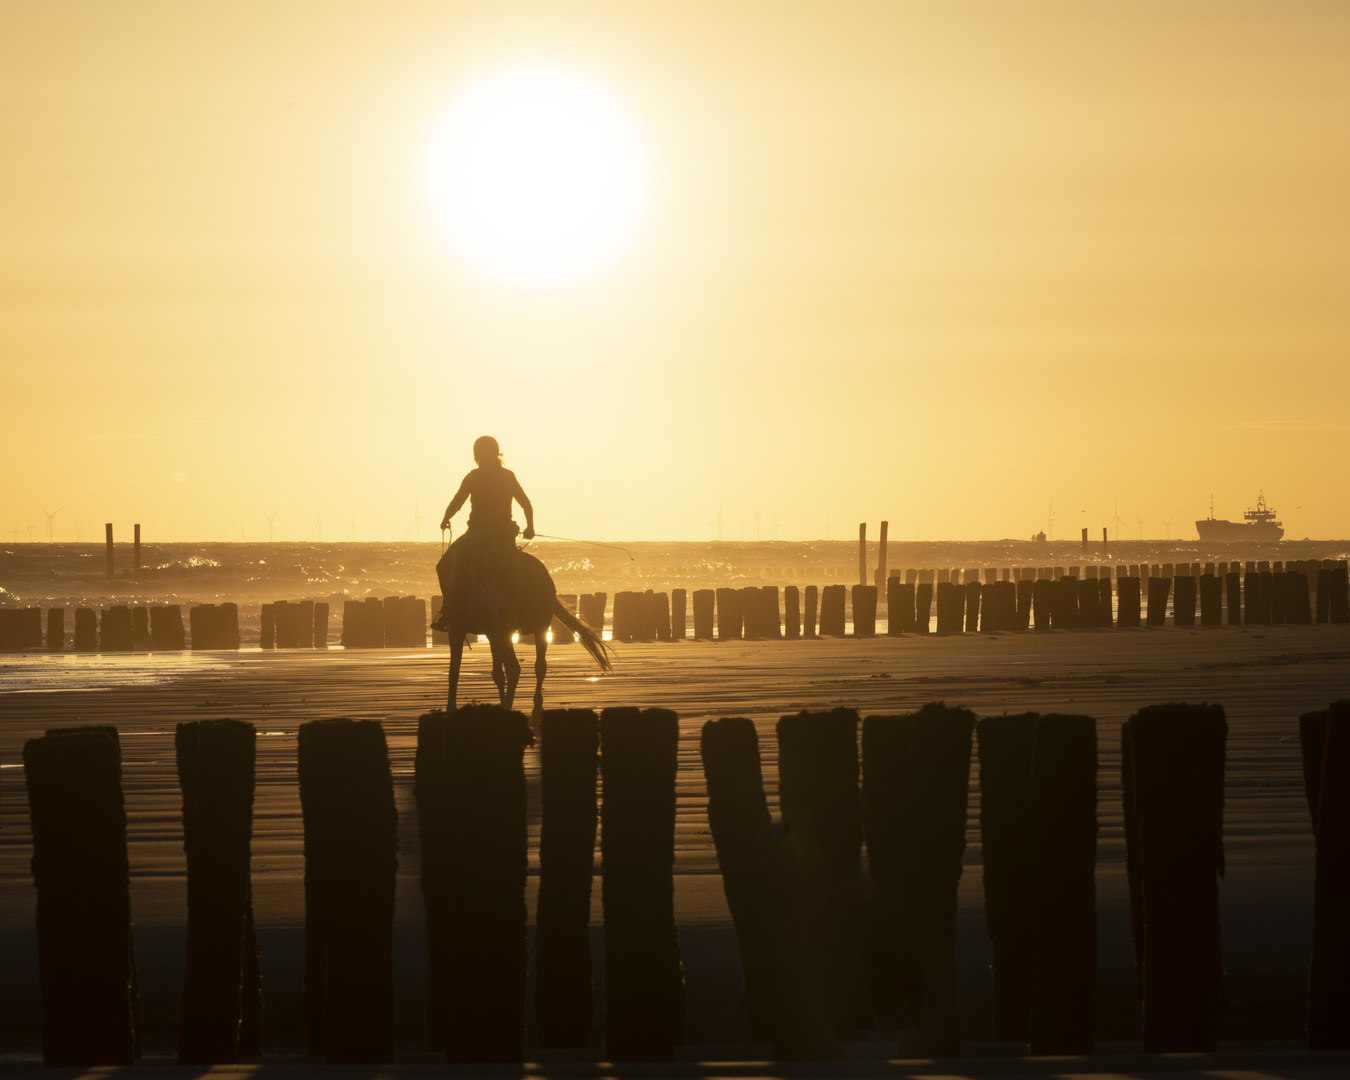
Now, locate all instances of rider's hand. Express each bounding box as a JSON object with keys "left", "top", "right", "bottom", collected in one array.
[
  {"left": 523, "top": 526, "right": 535, "bottom": 540},
  {"left": 440, "top": 518, "right": 451, "bottom": 531}
]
